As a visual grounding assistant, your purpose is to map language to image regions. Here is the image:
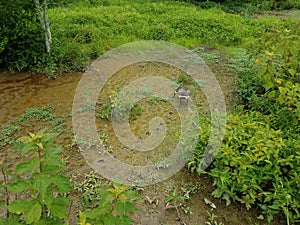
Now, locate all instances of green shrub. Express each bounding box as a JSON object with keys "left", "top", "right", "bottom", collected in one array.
[
  {"left": 47, "top": 3, "right": 249, "bottom": 73},
  {"left": 1, "top": 130, "right": 141, "bottom": 225},
  {"left": 0, "top": 0, "right": 45, "bottom": 71},
  {"left": 1, "top": 130, "right": 72, "bottom": 224},
  {"left": 188, "top": 112, "right": 300, "bottom": 223},
  {"left": 79, "top": 183, "right": 140, "bottom": 225},
  {"left": 98, "top": 92, "right": 142, "bottom": 122},
  {"left": 246, "top": 25, "right": 300, "bottom": 130}
]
